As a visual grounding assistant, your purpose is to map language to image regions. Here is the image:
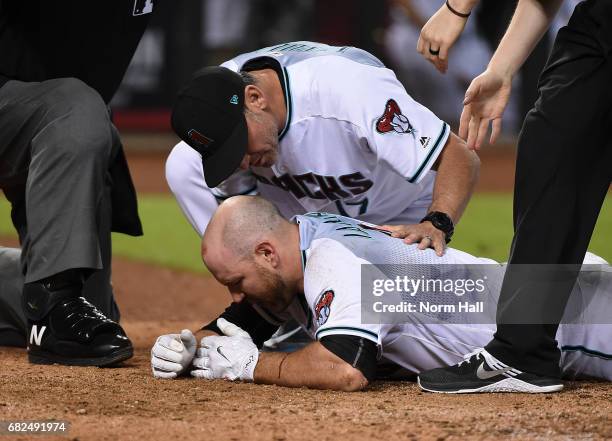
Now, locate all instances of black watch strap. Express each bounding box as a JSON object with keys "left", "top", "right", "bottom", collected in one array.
[{"left": 420, "top": 211, "right": 454, "bottom": 243}]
